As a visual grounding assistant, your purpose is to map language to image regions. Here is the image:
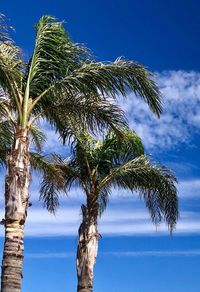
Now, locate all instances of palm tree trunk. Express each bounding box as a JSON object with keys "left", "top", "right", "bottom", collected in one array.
[
  {"left": 1, "top": 127, "right": 30, "bottom": 292},
  {"left": 76, "top": 204, "right": 100, "bottom": 292}
]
